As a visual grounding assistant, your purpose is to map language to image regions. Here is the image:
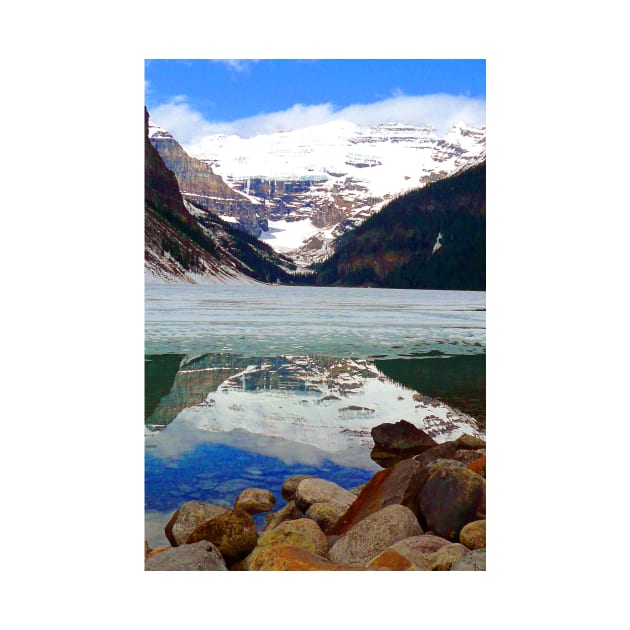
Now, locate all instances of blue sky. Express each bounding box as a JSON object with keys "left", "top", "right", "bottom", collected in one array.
[{"left": 145, "top": 59, "right": 485, "bottom": 144}]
